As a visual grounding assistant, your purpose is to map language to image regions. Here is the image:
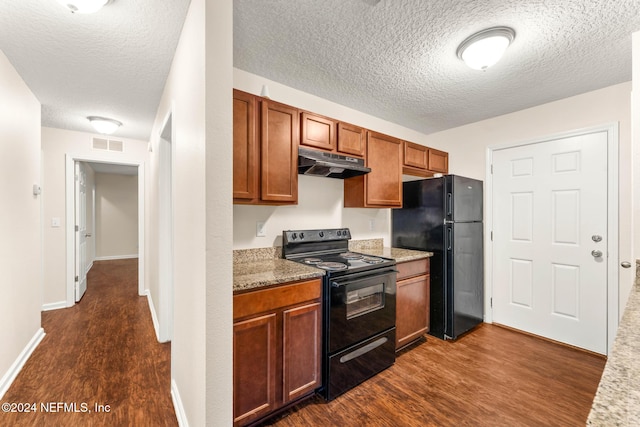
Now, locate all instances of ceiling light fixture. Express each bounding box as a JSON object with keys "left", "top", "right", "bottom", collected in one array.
[
  {"left": 56, "top": 0, "right": 109, "bottom": 14},
  {"left": 456, "top": 26, "right": 515, "bottom": 71},
  {"left": 87, "top": 116, "right": 122, "bottom": 135}
]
